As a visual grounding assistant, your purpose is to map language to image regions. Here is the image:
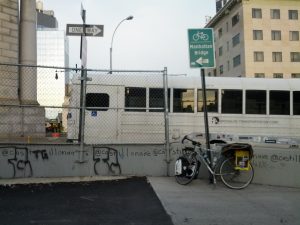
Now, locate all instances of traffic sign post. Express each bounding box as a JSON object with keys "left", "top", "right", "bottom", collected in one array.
[
  {"left": 188, "top": 28, "right": 215, "bottom": 172},
  {"left": 67, "top": 5, "right": 104, "bottom": 162},
  {"left": 188, "top": 28, "right": 215, "bottom": 68}
]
